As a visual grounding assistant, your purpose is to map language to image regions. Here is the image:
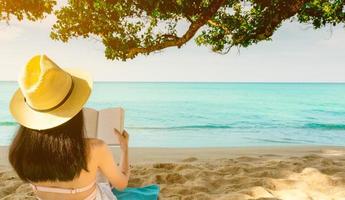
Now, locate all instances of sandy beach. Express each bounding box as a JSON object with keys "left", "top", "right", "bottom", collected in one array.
[{"left": 1, "top": 146, "right": 345, "bottom": 200}]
